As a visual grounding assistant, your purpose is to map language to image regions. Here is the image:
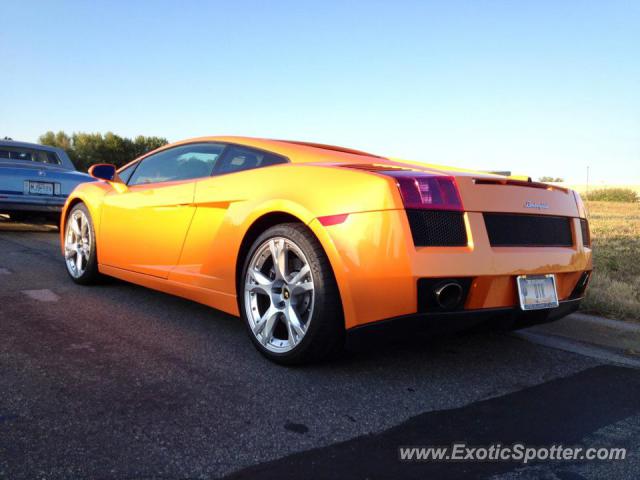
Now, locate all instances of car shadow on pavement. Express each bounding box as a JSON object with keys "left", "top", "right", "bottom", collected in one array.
[
  {"left": 54, "top": 268, "right": 525, "bottom": 369},
  {"left": 0, "top": 216, "right": 58, "bottom": 233}
]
